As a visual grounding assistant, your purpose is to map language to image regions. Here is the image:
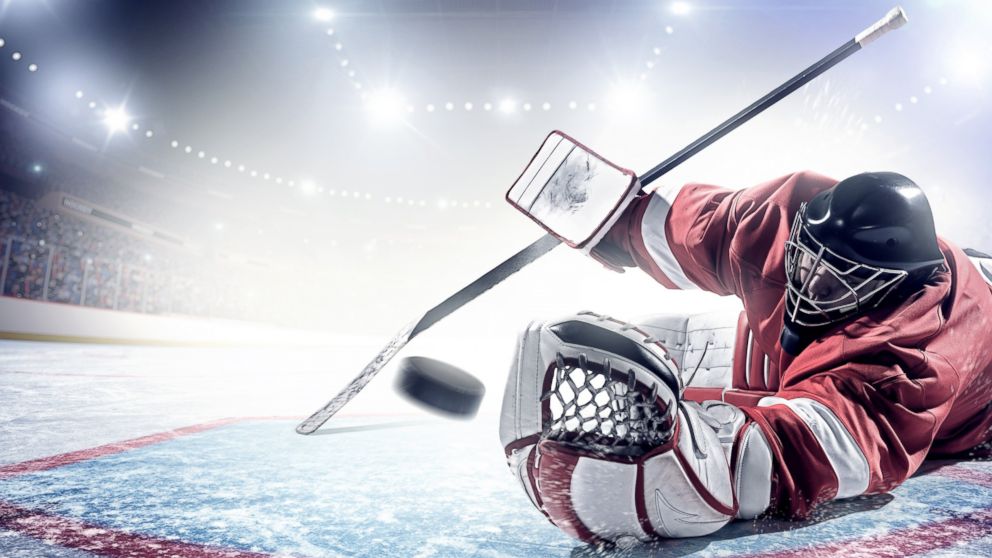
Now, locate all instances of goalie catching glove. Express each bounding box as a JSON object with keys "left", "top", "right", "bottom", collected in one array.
[{"left": 499, "top": 311, "right": 773, "bottom": 542}]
